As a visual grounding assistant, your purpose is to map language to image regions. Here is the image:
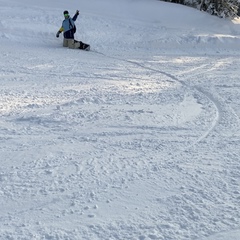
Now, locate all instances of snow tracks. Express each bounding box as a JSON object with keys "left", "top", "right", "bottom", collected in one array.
[{"left": 1, "top": 42, "right": 240, "bottom": 239}]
